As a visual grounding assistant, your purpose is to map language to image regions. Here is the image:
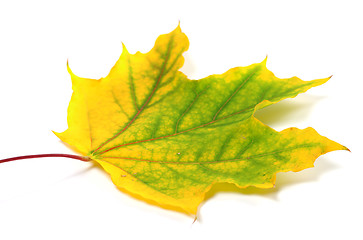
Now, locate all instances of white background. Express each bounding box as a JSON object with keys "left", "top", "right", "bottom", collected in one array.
[{"left": 0, "top": 0, "right": 361, "bottom": 239}]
